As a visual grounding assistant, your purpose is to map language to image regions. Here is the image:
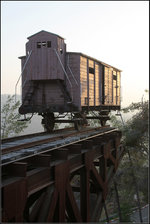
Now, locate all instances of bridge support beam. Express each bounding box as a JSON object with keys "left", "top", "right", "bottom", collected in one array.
[{"left": 2, "top": 130, "right": 124, "bottom": 222}]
